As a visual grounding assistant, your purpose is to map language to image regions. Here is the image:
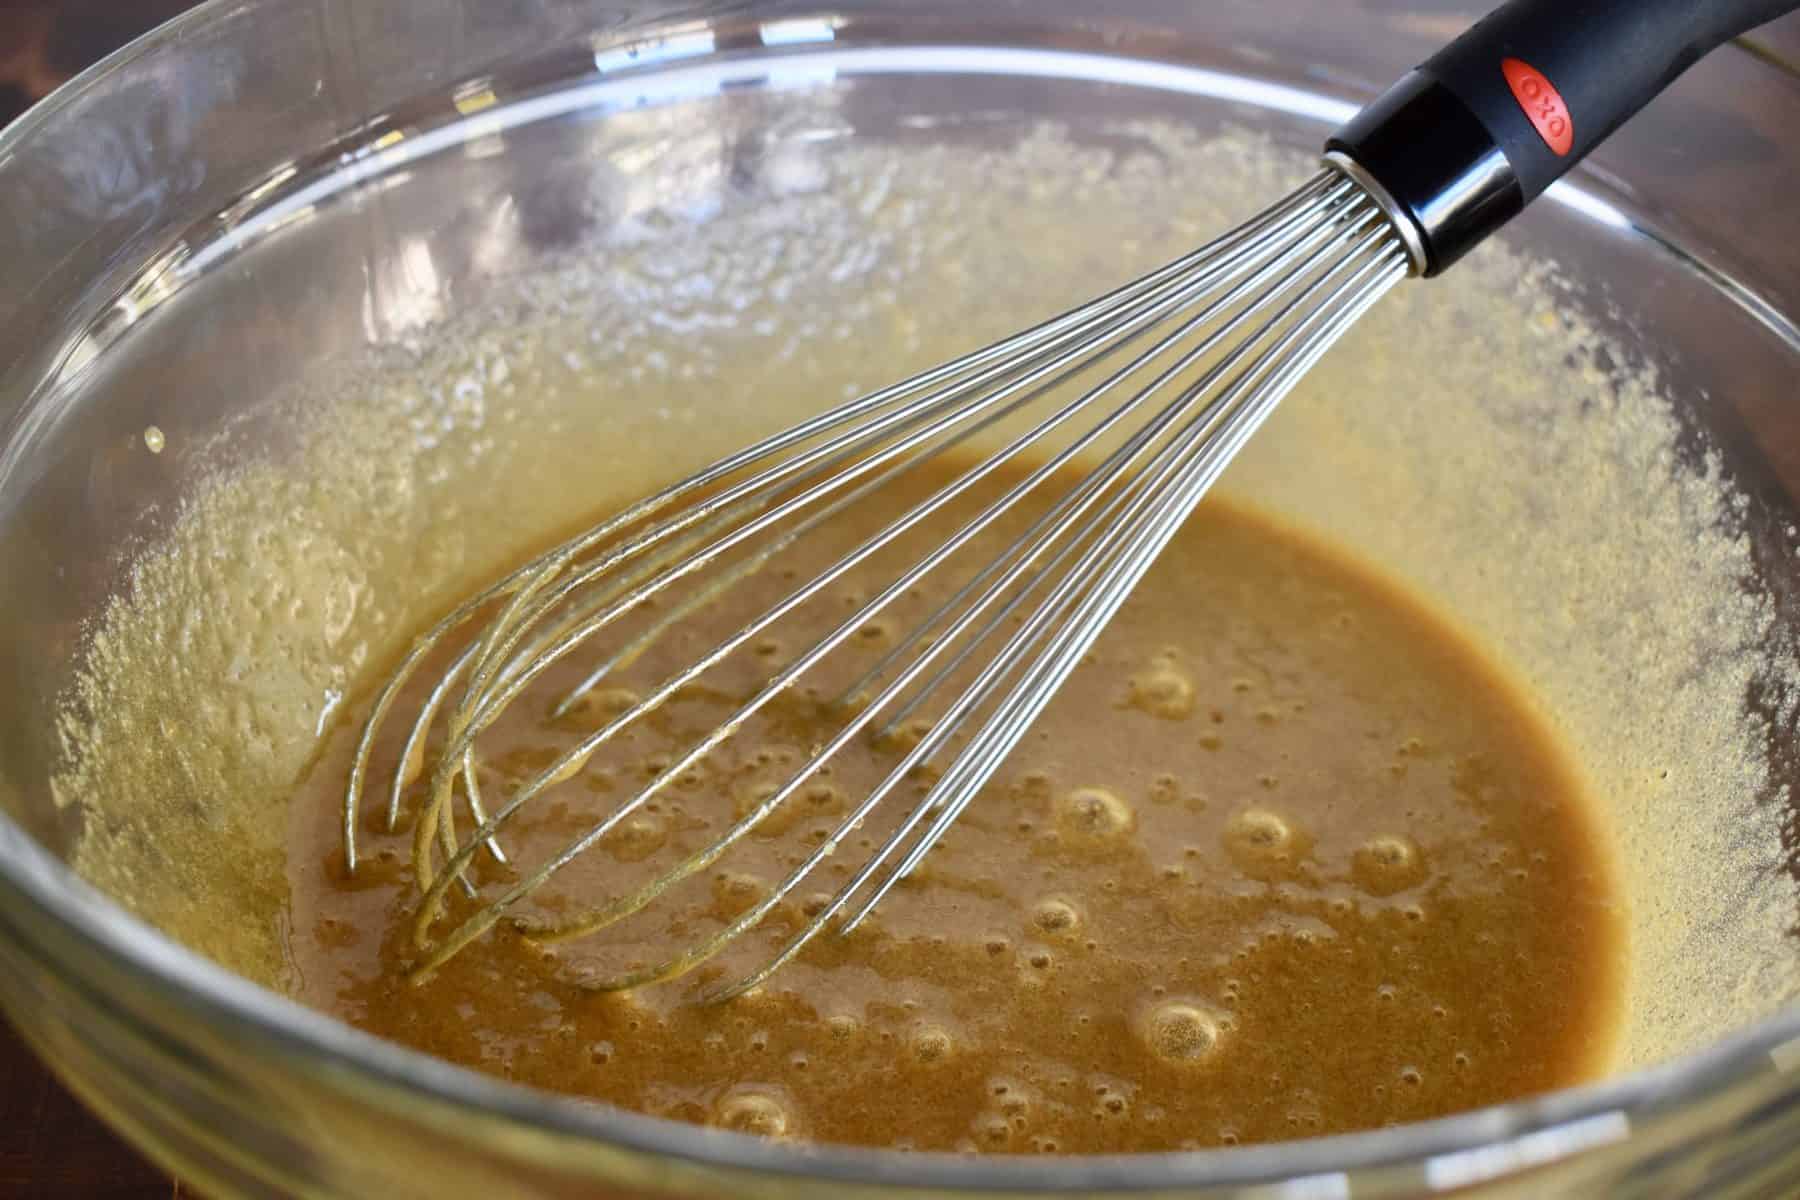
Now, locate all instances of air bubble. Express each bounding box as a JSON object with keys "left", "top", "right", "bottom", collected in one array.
[
  {"left": 882, "top": 717, "right": 935, "bottom": 752},
  {"left": 604, "top": 815, "right": 666, "bottom": 863},
  {"left": 734, "top": 780, "right": 805, "bottom": 836},
  {"left": 1032, "top": 897, "right": 1081, "bottom": 936},
  {"left": 1016, "top": 945, "right": 1055, "bottom": 985},
  {"left": 1127, "top": 658, "right": 1195, "bottom": 719},
  {"left": 1352, "top": 834, "right": 1428, "bottom": 897},
  {"left": 803, "top": 781, "right": 844, "bottom": 810},
  {"left": 561, "top": 686, "right": 640, "bottom": 721},
  {"left": 1055, "top": 786, "right": 1135, "bottom": 840},
  {"left": 1141, "top": 1000, "right": 1223, "bottom": 1064},
  {"left": 1223, "top": 808, "right": 1293, "bottom": 862},
  {"left": 712, "top": 872, "right": 768, "bottom": 918},
  {"left": 1364, "top": 834, "right": 1417, "bottom": 867},
  {"left": 911, "top": 1024, "right": 954, "bottom": 1063},
  {"left": 714, "top": 1089, "right": 792, "bottom": 1138}
]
